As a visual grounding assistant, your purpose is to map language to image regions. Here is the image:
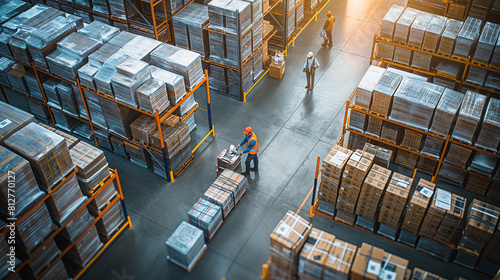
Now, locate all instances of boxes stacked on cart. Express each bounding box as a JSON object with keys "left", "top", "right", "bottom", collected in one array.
[
  {"left": 70, "top": 141, "right": 111, "bottom": 194},
  {"left": 217, "top": 148, "right": 242, "bottom": 174},
  {"left": 188, "top": 198, "right": 224, "bottom": 241},
  {"left": 166, "top": 221, "right": 207, "bottom": 271}
]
